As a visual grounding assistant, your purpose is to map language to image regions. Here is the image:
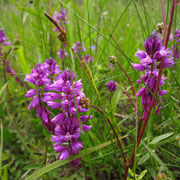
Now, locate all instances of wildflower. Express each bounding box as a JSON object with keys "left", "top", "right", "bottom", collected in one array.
[
  {"left": 53, "top": 8, "right": 69, "bottom": 31},
  {"left": 170, "top": 29, "right": 180, "bottom": 61},
  {"left": 25, "top": 58, "right": 60, "bottom": 132},
  {"left": 0, "top": 29, "right": 25, "bottom": 87},
  {"left": 72, "top": 41, "right": 93, "bottom": 63},
  {"left": 25, "top": 64, "right": 92, "bottom": 167},
  {"left": 72, "top": 41, "right": 86, "bottom": 54},
  {"left": 132, "top": 31, "right": 174, "bottom": 120},
  {"left": 54, "top": 8, "right": 69, "bottom": 24},
  {"left": 46, "top": 69, "right": 92, "bottom": 167},
  {"left": 0, "top": 29, "right": 10, "bottom": 47},
  {"left": 44, "top": 57, "right": 60, "bottom": 76},
  {"left": 106, "top": 80, "right": 118, "bottom": 92},
  {"left": 57, "top": 49, "right": 68, "bottom": 59},
  {"left": 83, "top": 54, "right": 93, "bottom": 63}
]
